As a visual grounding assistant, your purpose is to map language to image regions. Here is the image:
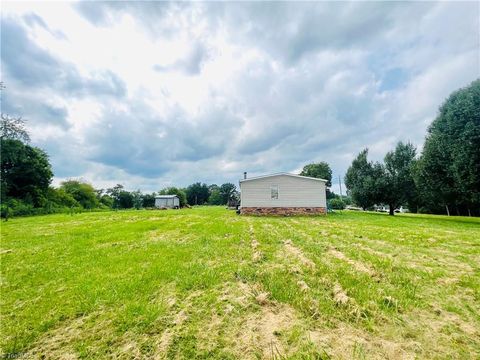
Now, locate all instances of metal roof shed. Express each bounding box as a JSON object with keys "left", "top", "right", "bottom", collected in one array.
[{"left": 155, "top": 195, "right": 180, "bottom": 209}]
